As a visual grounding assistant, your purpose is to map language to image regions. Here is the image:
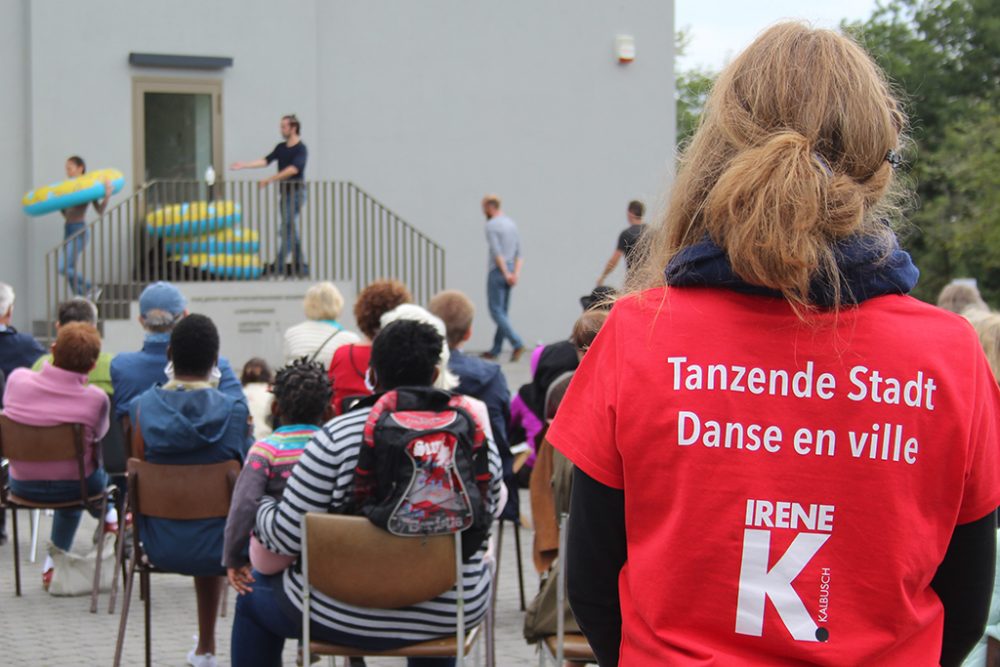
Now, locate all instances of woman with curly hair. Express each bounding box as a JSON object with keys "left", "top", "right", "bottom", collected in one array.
[{"left": 328, "top": 279, "right": 412, "bottom": 414}]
